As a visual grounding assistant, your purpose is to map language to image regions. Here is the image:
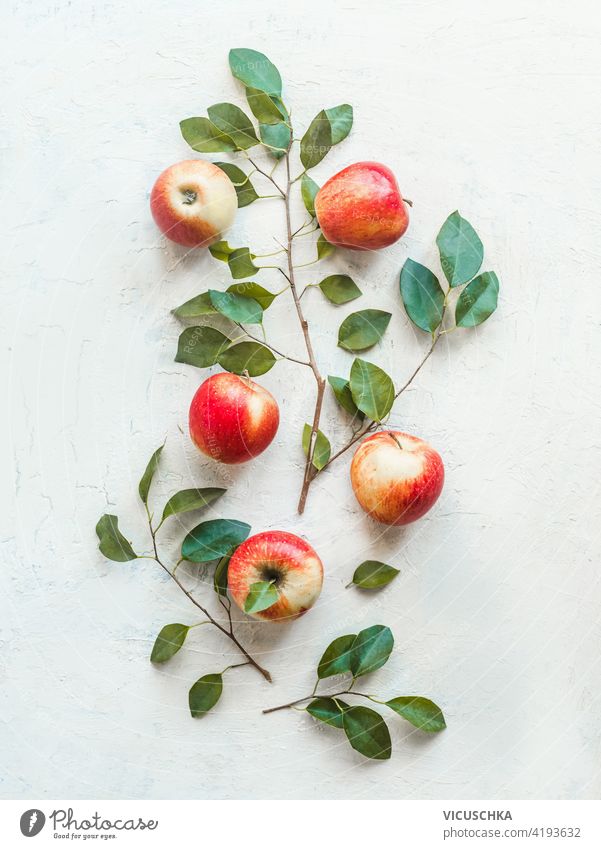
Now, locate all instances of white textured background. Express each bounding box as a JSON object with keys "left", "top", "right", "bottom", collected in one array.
[{"left": 2, "top": 0, "right": 601, "bottom": 800}]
